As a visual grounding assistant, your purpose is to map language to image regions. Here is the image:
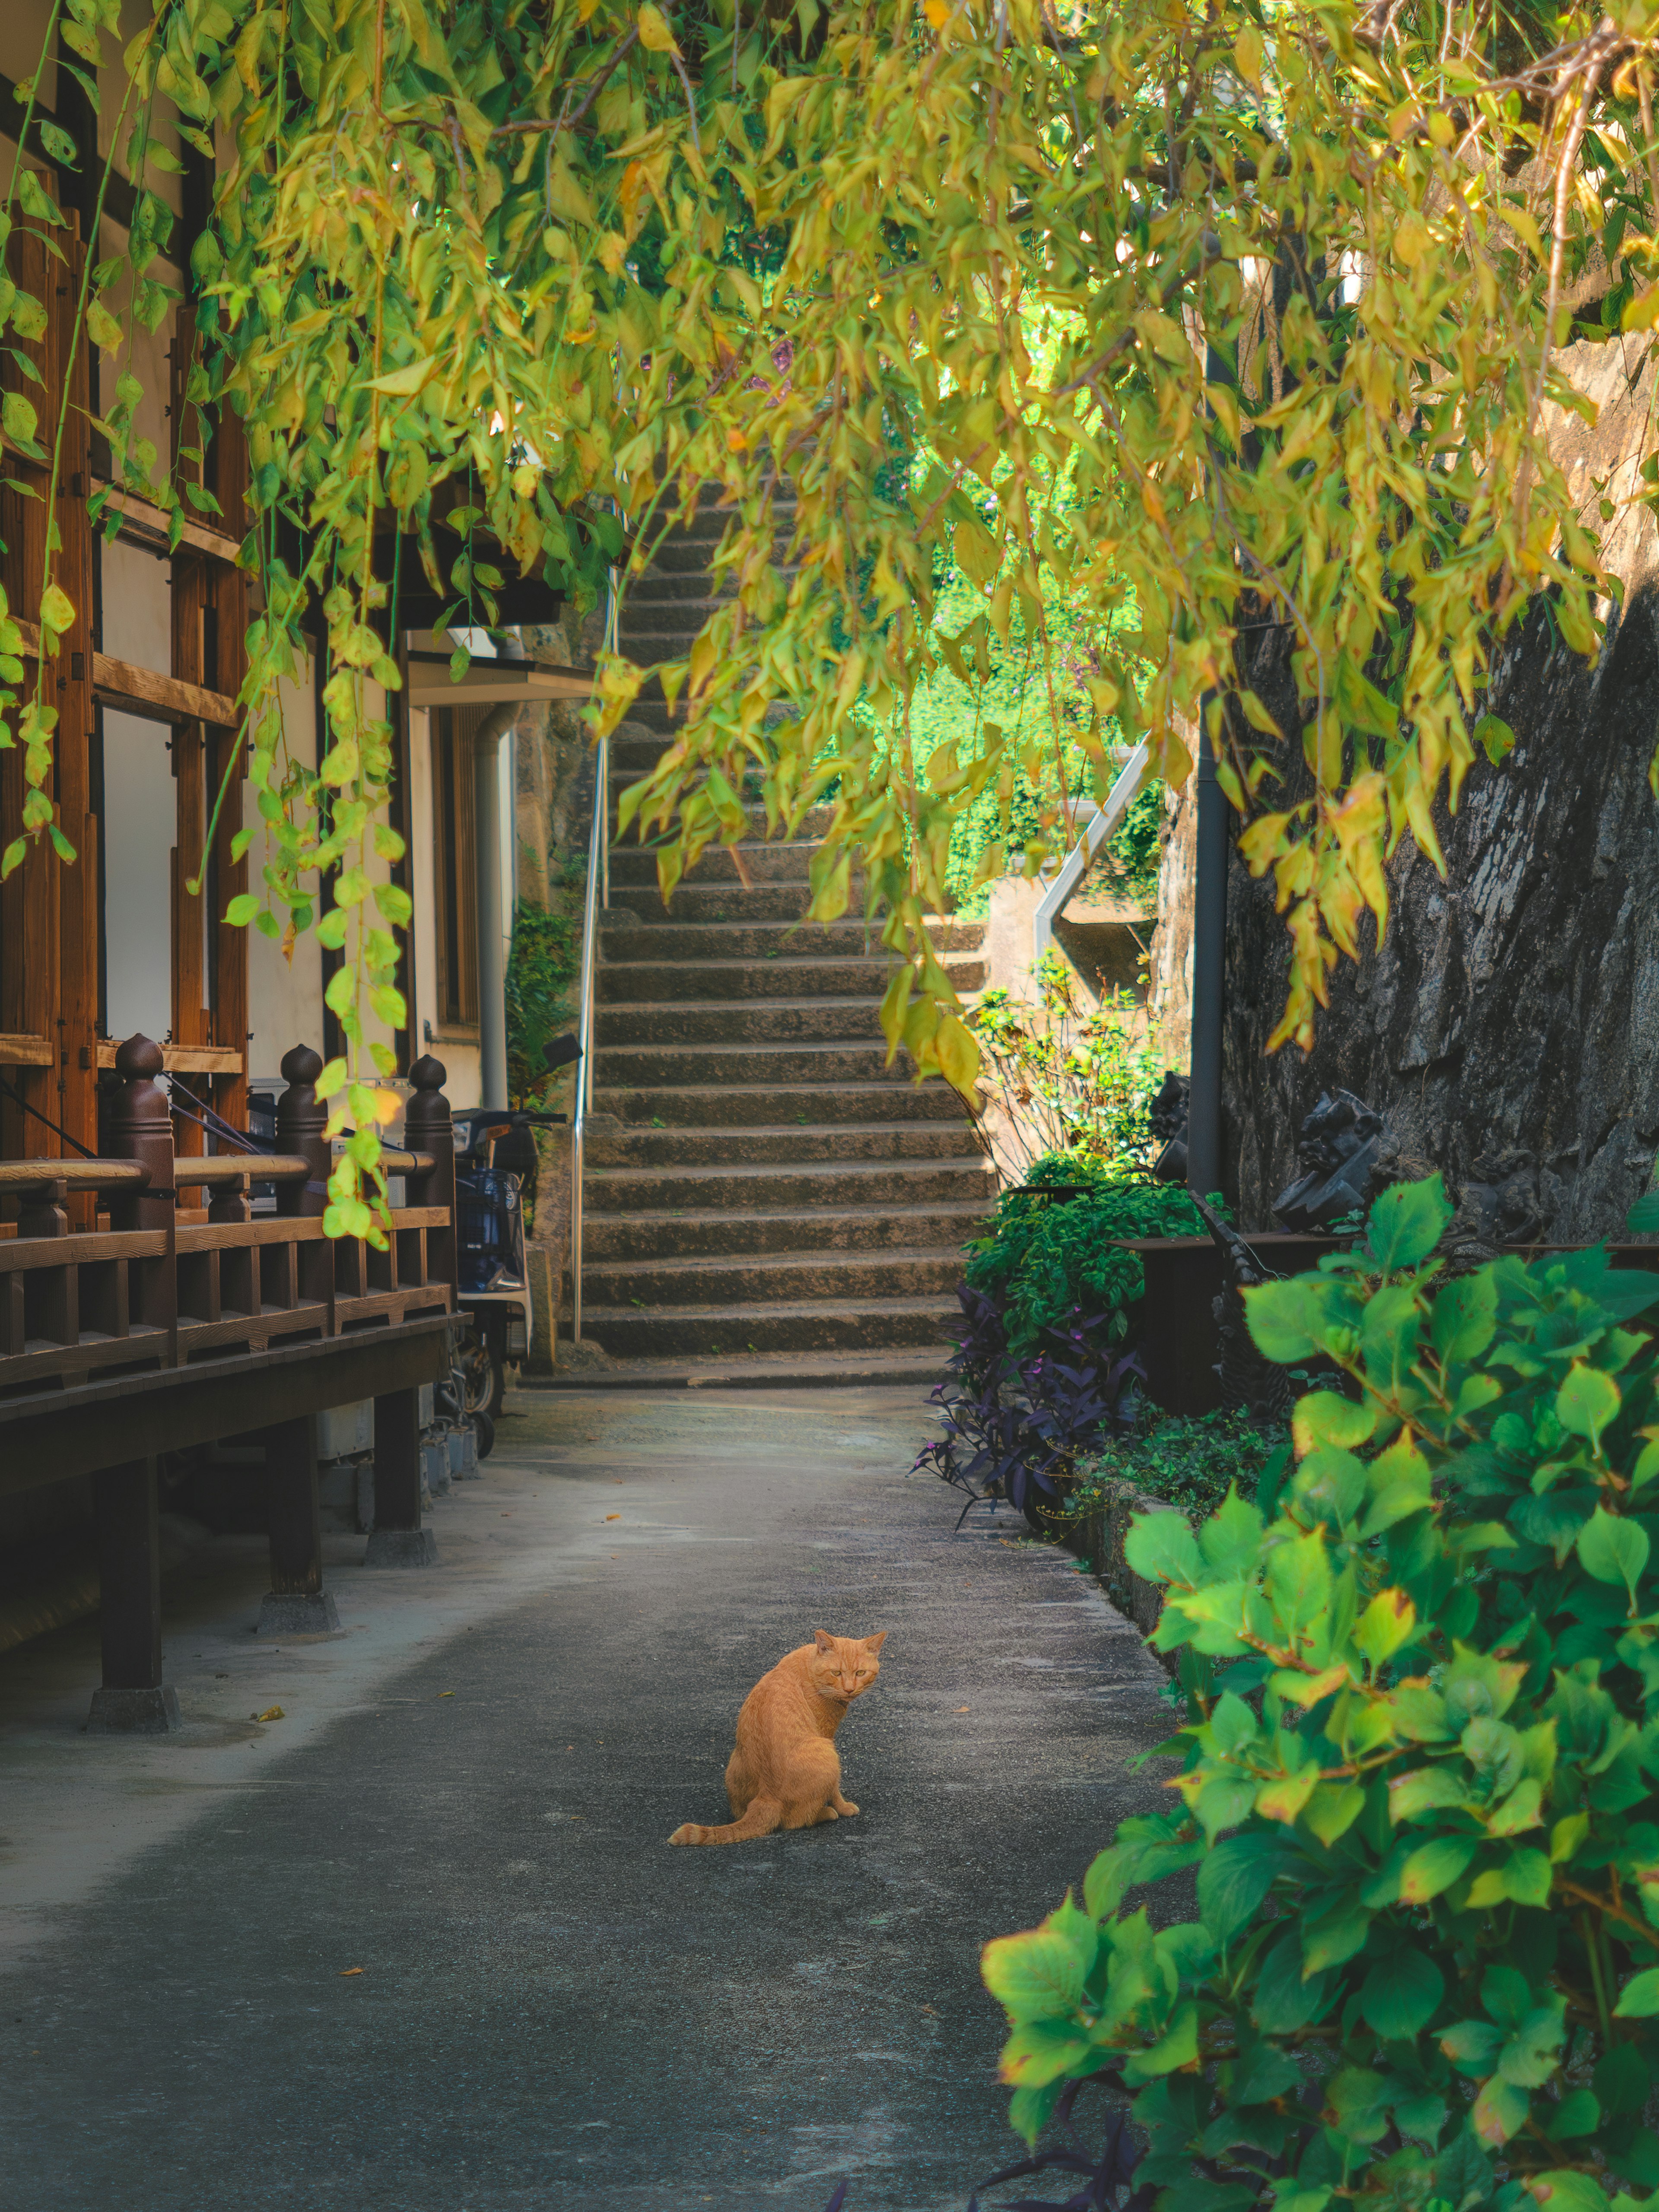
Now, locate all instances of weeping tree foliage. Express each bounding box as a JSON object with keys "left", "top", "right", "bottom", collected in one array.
[{"left": 1, "top": 0, "right": 1651, "bottom": 1228}]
